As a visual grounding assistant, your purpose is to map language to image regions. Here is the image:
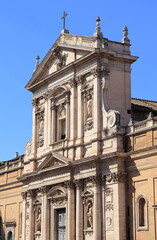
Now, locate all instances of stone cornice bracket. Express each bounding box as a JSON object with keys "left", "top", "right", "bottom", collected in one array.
[
  {"left": 21, "top": 191, "right": 27, "bottom": 200},
  {"left": 105, "top": 172, "right": 127, "bottom": 184},
  {"left": 74, "top": 179, "right": 84, "bottom": 189}
]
